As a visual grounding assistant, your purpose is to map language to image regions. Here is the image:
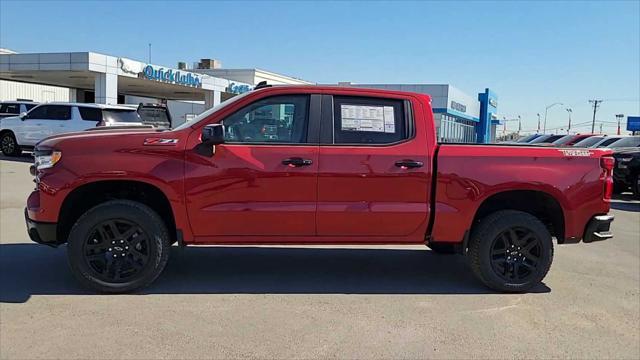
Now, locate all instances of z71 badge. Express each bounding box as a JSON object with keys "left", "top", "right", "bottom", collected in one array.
[
  {"left": 559, "top": 149, "right": 592, "bottom": 157},
  {"left": 143, "top": 138, "right": 179, "bottom": 146}
]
